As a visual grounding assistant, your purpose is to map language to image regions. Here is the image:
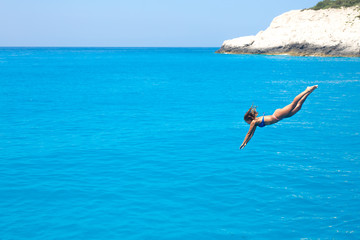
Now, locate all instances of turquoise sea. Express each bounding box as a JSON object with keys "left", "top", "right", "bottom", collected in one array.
[{"left": 0, "top": 48, "right": 360, "bottom": 239}]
